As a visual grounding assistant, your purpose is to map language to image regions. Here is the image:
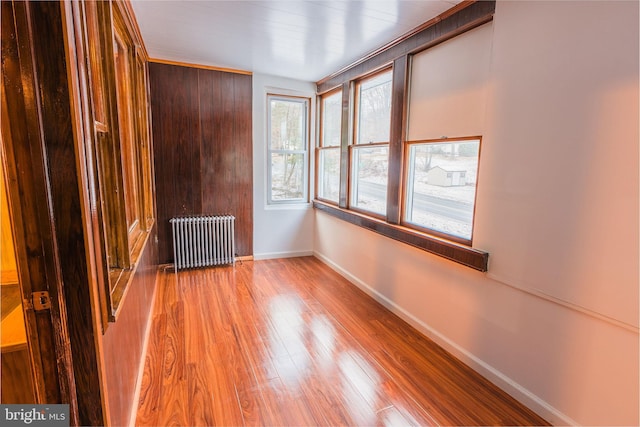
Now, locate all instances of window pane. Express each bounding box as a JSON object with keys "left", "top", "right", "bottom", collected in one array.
[
  {"left": 322, "top": 92, "right": 342, "bottom": 147},
  {"left": 405, "top": 139, "right": 480, "bottom": 240},
  {"left": 271, "top": 153, "right": 305, "bottom": 201},
  {"left": 357, "top": 71, "right": 392, "bottom": 144},
  {"left": 351, "top": 146, "right": 388, "bottom": 215},
  {"left": 318, "top": 148, "right": 340, "bottom": 203},
  {"left": 270, "top": 99, "right": 306, "bottom": 150}
]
